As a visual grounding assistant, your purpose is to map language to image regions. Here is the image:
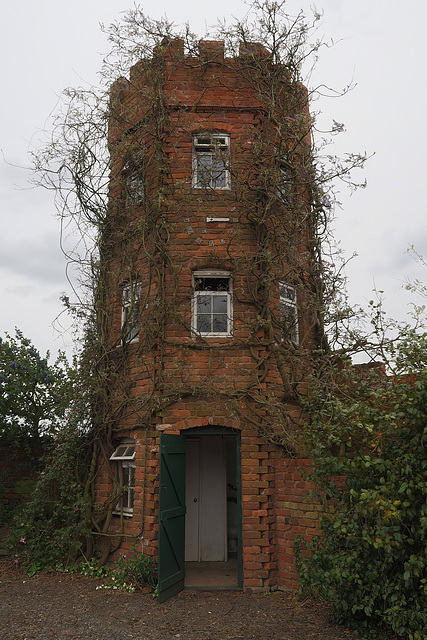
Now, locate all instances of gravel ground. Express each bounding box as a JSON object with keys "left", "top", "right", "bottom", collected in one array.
[{"left": 0, "top": 557, "right": 363, "bottom": 640}]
